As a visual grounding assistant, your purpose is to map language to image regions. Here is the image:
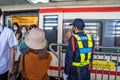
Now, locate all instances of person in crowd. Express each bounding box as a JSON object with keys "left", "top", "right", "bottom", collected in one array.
[
  {"left": 29, "top": 24, "right": 38, "bottom": 30},
  {"left": 12, "top": 22, "right": 21, "bottom": 41},
  {"left": 63, "top": 30, "right": 72, "bottom": 43},
  {"left": 63, "top": 18, "right": 94, "bottom": 80},
  {"left": 19, "top": 28, "right": 52, "bottom": 80},
  {"left": 20, "top": 25, "right": 28, "bottom": 40},
  {"left": 18, "top": 25, "right": 28, "bottom": 54},
  {"left": 12, "top": 22, "right": 22, "bottom": 62},
  {"left": 0, "top": 8, "right": 18, "bottom": 80}
]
